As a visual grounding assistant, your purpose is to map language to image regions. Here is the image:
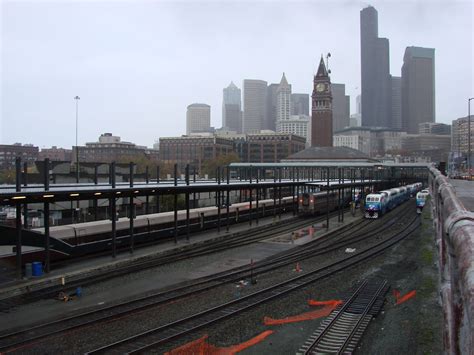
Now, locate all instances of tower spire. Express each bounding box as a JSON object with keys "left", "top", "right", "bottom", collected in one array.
[{"left": 316, "top": 56, "right": 328, "bottom": 77}]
